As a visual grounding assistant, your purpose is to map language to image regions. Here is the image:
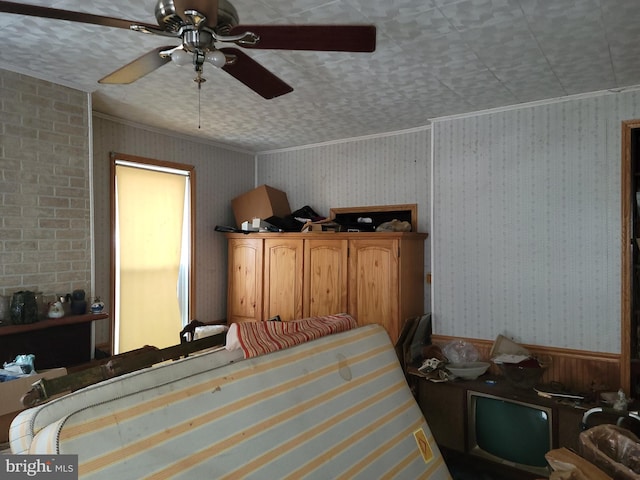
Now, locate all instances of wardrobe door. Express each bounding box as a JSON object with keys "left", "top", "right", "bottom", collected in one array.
[
  {"left": 263, "top": 238, "right": 304, "bottom": 321},
  {"left": 227, "top": 237, "right": 263, "bottom": 323},
  {"left": 303, "top": 238, "right": 348, "bottom": 318}
]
